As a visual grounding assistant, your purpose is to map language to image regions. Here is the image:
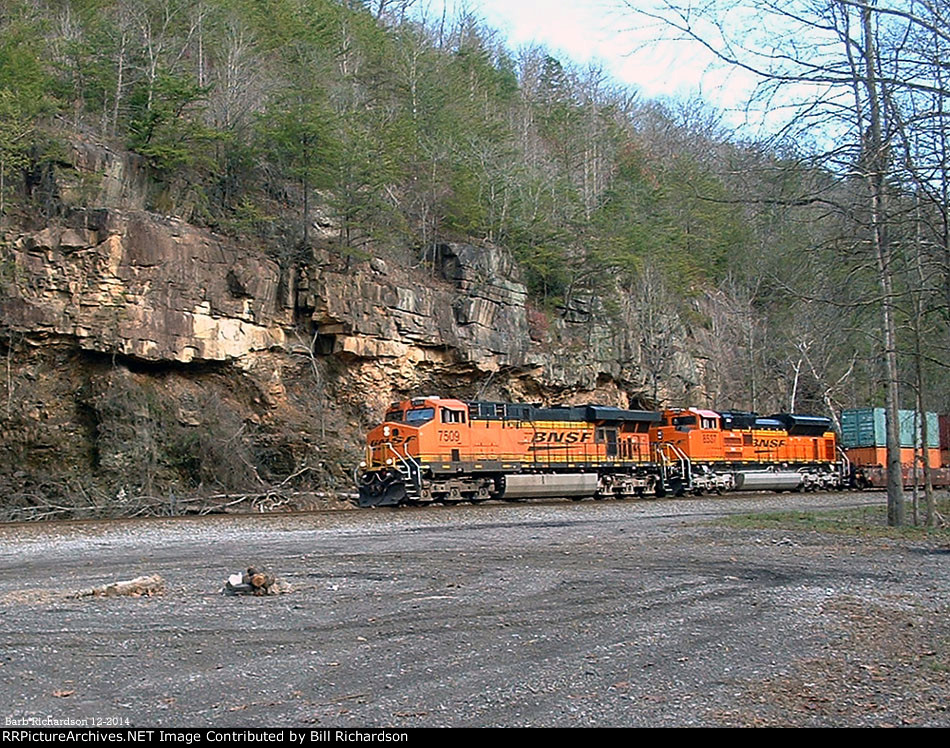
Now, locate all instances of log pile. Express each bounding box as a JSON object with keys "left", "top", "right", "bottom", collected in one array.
[{"left": 222, "top": 566, "right": 290, "bottom": 596}]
